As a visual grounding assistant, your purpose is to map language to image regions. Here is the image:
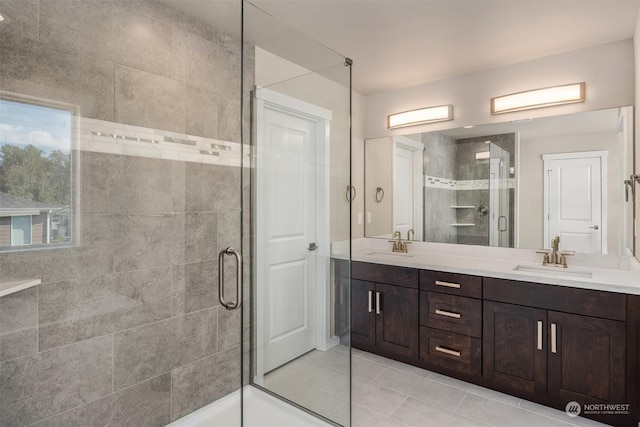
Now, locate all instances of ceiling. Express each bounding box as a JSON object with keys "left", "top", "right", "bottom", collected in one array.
[{"left": 168, "top": 0, "right": 640, "bottom": 95}]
